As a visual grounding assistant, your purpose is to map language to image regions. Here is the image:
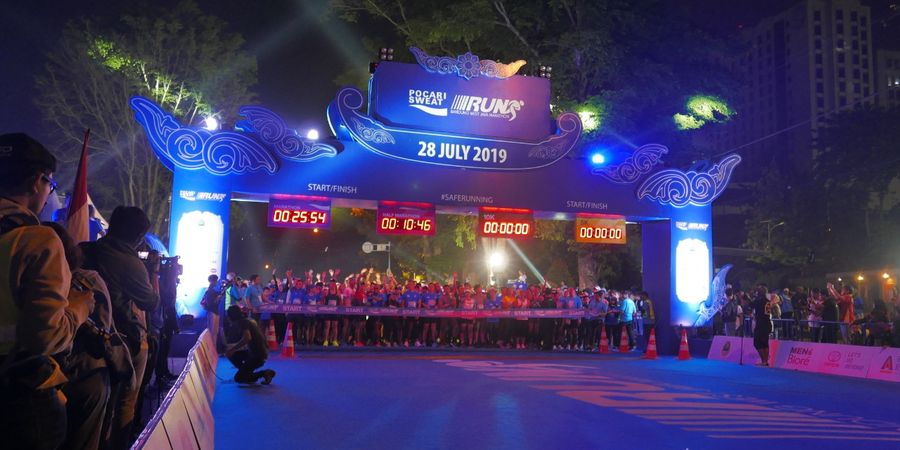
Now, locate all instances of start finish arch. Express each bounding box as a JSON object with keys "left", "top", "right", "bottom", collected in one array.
[{"left": 130, "top": 47, "right": 740, "bottom": 354}]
